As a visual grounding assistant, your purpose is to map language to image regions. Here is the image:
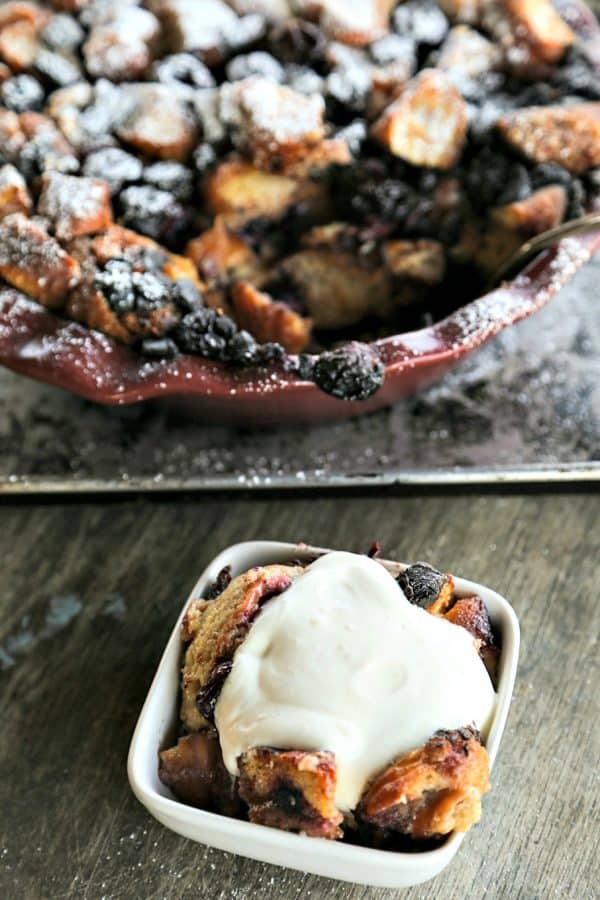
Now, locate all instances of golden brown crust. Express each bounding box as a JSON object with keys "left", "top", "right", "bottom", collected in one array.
[
  {"left": 443, "top": 595, "right": 495, "bottom": 654},
  {"left": 371, "top": 69, "right": 468, "bottom": 170},
  {"left": 296, "top": 0, "right": 396, "bottom": 46},
  {"left": 383, "top": 239, "right": 446, "bottom": 285},
  {"left": 281, "top": 137, "right": 352, "bottom": 178},
  {"left": 357, "top": 727, "right": 490, "bottom": 838},
  {"left": 490, "top": 185, "right": 567, "bottom": 236},
  {"left": 0, "top": 164, "right": 31, "bottom": 219},
  {"left": 66, "top": 226, "right": 202, "bottom": 343},
  {"left": 497, "top": 104, "right": 600, "bottom": 175},
  {"left": 231, "top": 281, "right": 312, "bottom": 354},
  {"left": 38, "top": 172, "right": 113, "bottom": 242},
  {"left": 185, "top": 217, "right": 263, "bottom": 288},
  {"left": 280, "top": 249, "right": 391, "bottom": 329},
  {"left": 203, "top": 159, "right": 317, "bottom": 228},
  {"left": 83, "top": 6, "right": 160, "bottom": 82},
  {"left": 0, "top": 16, "right": 43, "bottom": 71},
  {"left": 238, "top": 747, "right": 343, "bottom": 838},
  {"left": 436, "top": 25, "right": 501, "bottom": 77},
  {"left": 0, "top": 213, "right": 80, "bottom": 308},
  {"left": 159, "top": 732, "right": 240, "bottom": 815},
  {"left": 180, "top": 564, "right": 303, "bottom": 732},
  {"left": 117, "top": 85, "right": 197, "bottom": 162},
  {"left": 500, "top": 0, "right": 575, "bottom": 66},
  {"left": 231, "top": 77, "right": 326, "bottom": 171},
  {"left": 0, "top": 2, "right": 48, "bottom": 30}
]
